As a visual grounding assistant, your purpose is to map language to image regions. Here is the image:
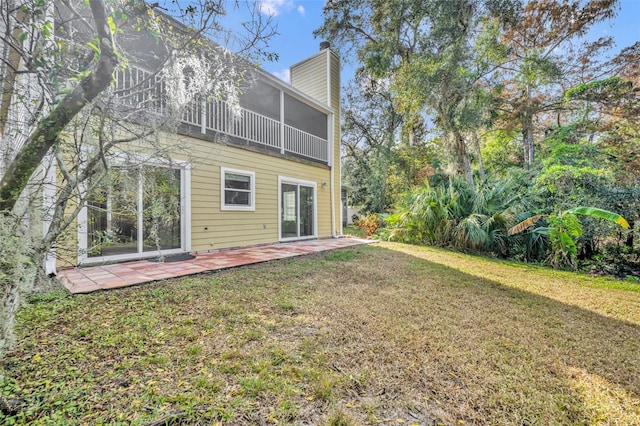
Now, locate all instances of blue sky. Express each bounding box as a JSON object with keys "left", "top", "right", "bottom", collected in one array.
[{"left": 219, "top": 0, "right": 640, "bottom": 84}]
